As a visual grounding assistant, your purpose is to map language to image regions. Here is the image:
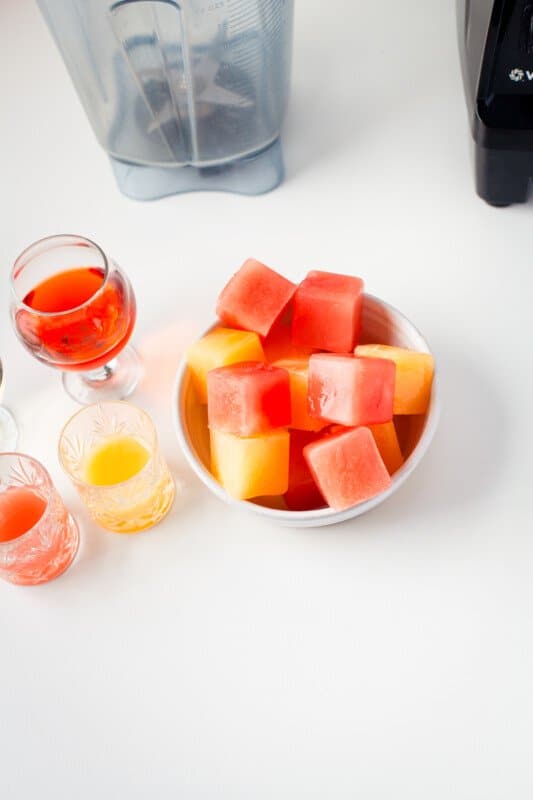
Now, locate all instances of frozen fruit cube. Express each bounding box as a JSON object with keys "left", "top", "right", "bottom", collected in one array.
[
  {"left": 207, "top": 362, "right": 290, "bottom": 436},
  {"left": 304, "top": 427, "right": 391, "bottom": 511},
  {"left": 369, "top": 422, "right": 404, "bottom": 475},
  {"left": 292, "top": 270, "right": 364, "bottom": 353},
  {"left": 210, "top": 428, "right": 290, "bottom": 500},
  {"left": 216, "top": 259, "right": 297, "bottom": 337},
  {"left": 324, "top": 422, "right": 403, "bottom": 474},
  {"left": 308, "top": 354, "right": 395, "bottom": 427}
]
